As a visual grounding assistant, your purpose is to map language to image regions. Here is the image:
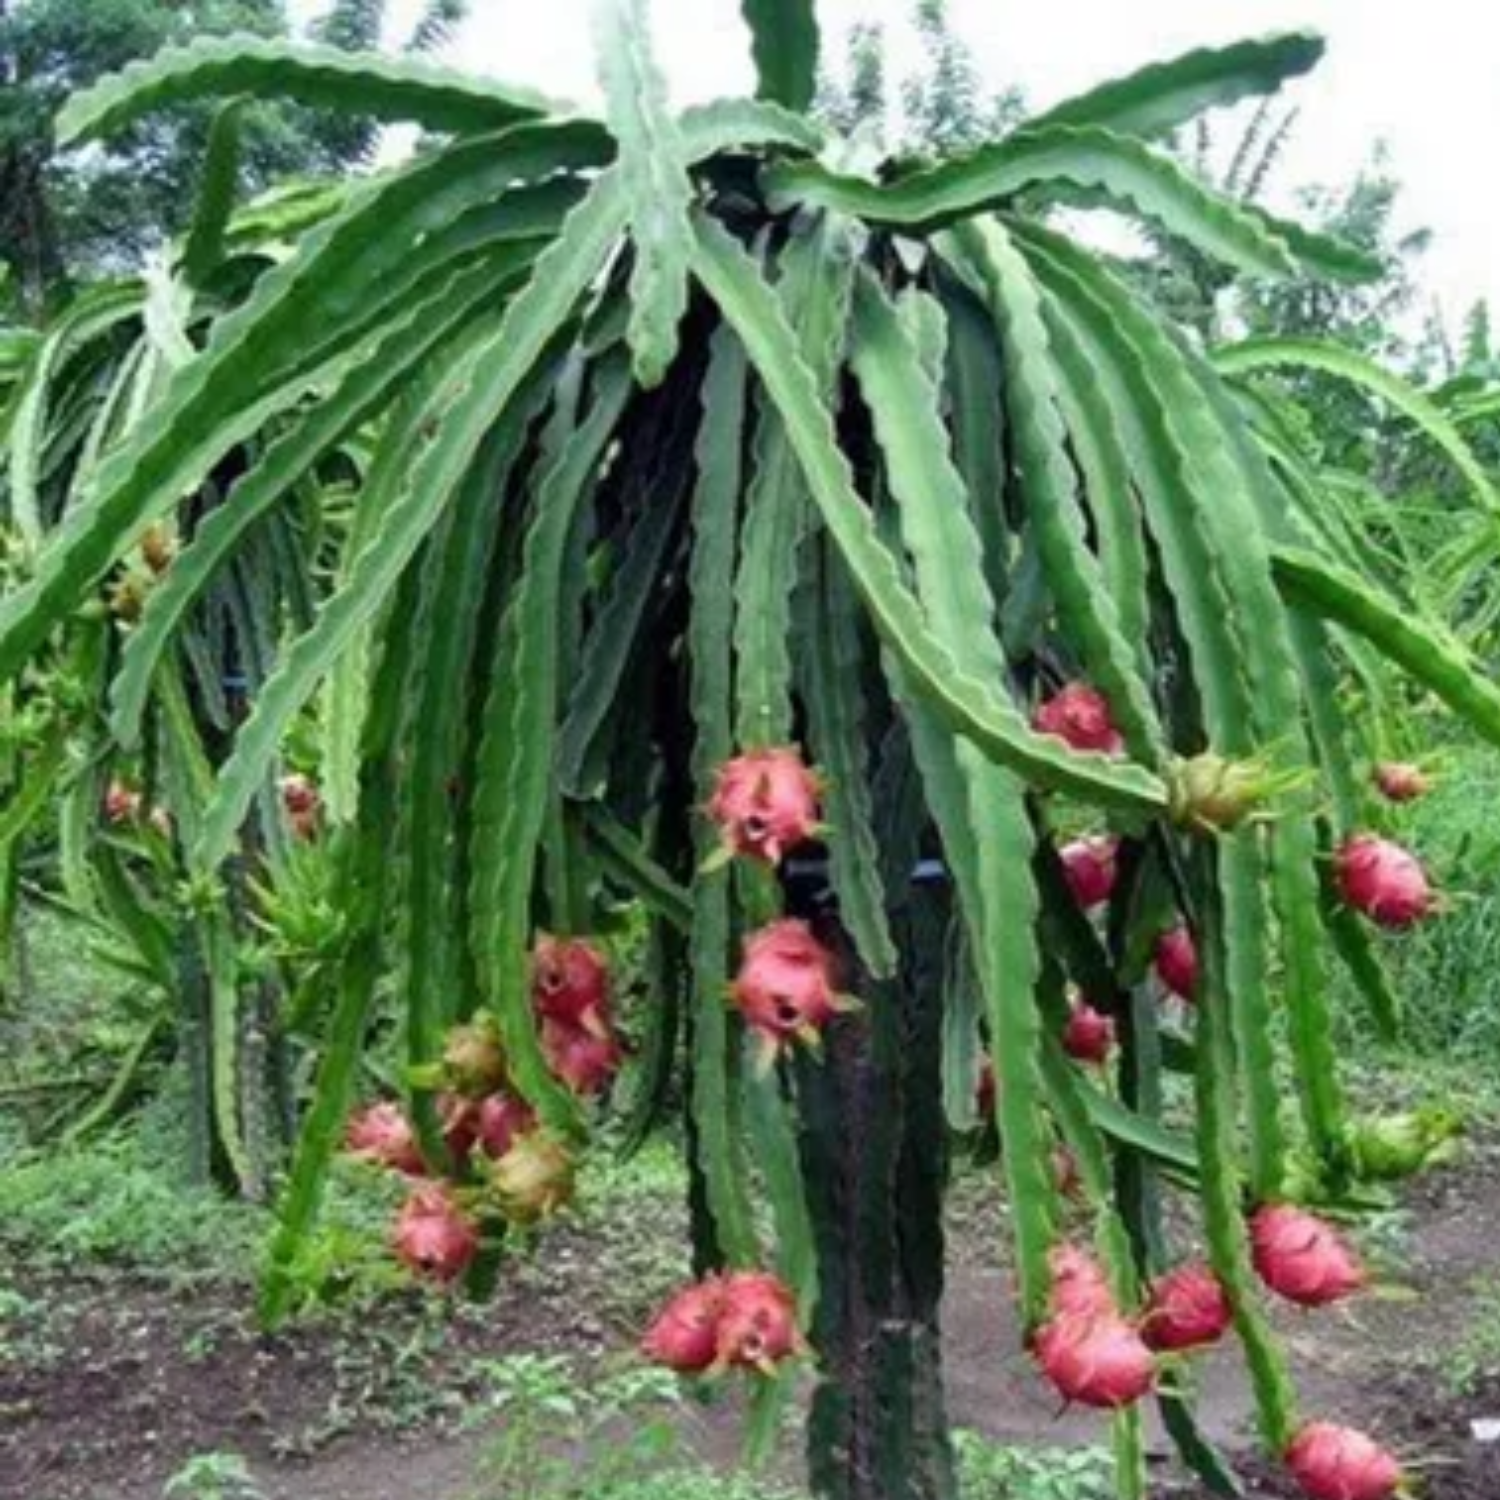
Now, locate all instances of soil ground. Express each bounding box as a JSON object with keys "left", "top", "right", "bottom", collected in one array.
[{"left": 4, "top": 1140, "right": 1499, "bottom": 1500}]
